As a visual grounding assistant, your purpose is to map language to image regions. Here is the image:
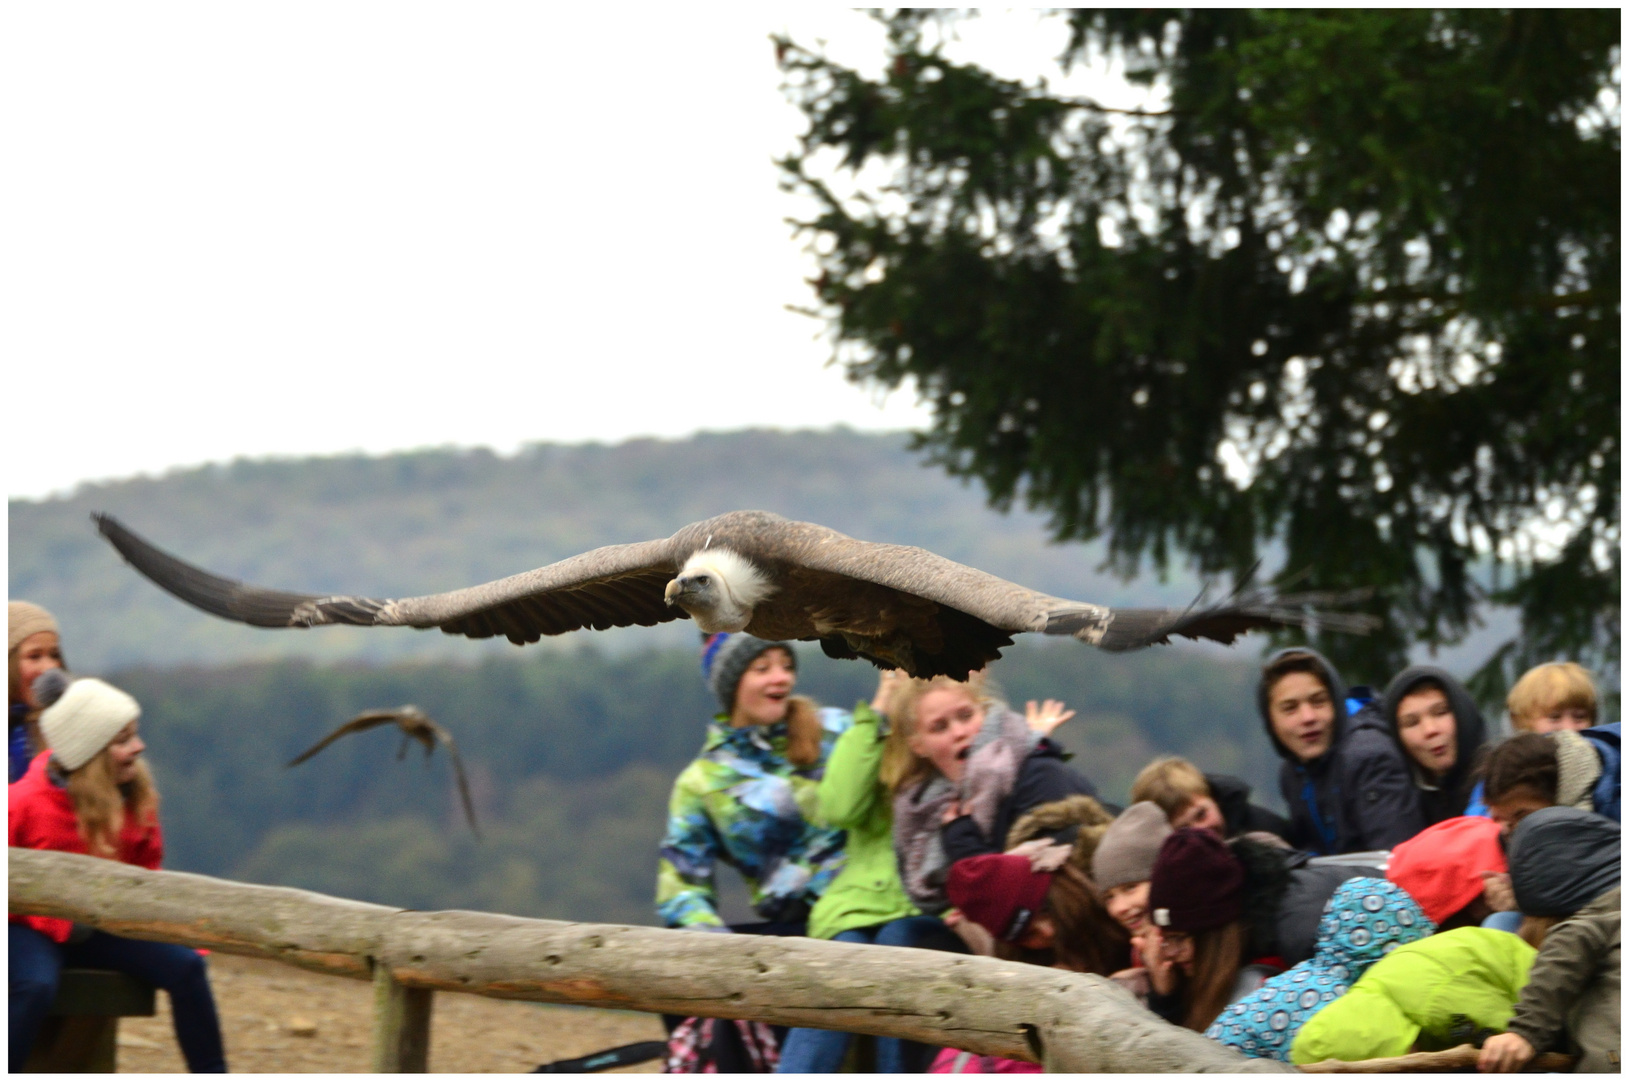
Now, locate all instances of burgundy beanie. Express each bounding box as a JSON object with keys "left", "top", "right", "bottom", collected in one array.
[
  {"left": 947, "top": 854, "right": 1054, "bottom": 942},
  {"left": 1147, "top": 828, "right": 1245, "bottom": 933}
]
